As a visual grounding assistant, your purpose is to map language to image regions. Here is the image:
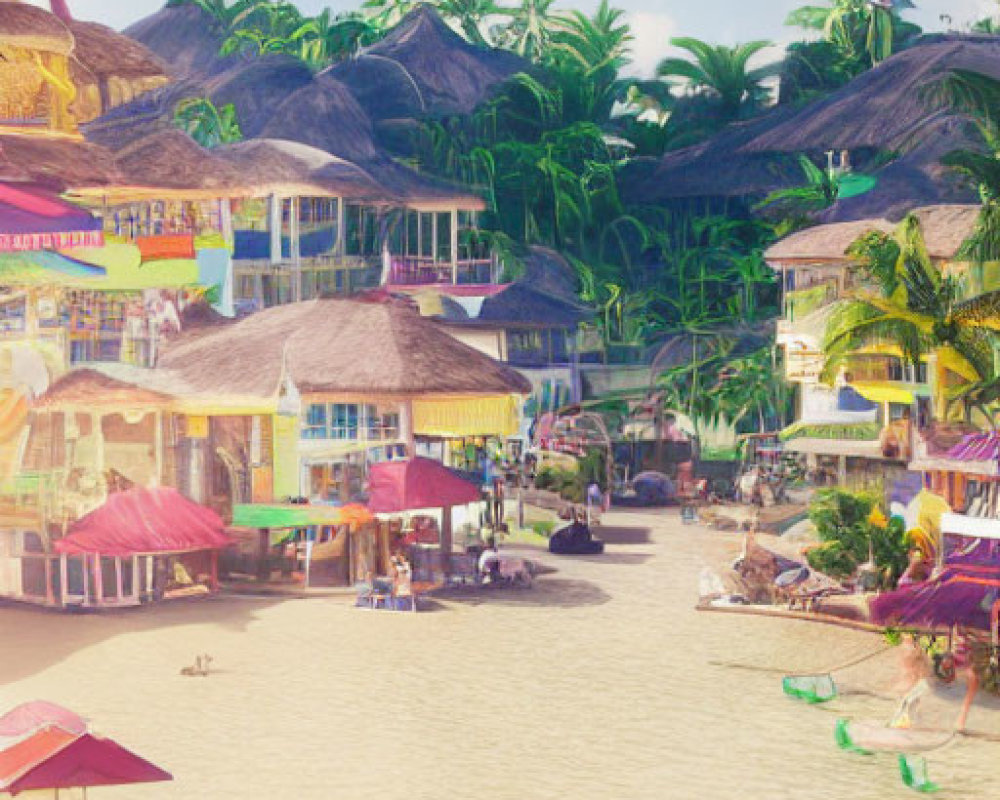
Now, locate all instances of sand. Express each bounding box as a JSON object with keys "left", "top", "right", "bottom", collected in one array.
[{"left": 1, "top": 508, "right": 998, "bottom": 799}]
